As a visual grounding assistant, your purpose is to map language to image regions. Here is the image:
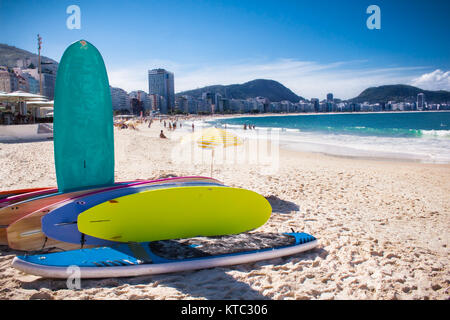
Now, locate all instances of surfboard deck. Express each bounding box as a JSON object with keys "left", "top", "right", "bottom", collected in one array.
[
  {"left": 0, "top": 188, "right": 58, "bottom": 207},
  {"left": 12, "top": 232, "right": 318, "bottom": 279},
  {"left": 77, "top": 186, "right": 272, "bottom": 243},
  {"left": 8, "top": 177, "right": 221, "bottom": 250},
  {"left": 0, "top": 180, "right": 144, "bottom": 245},
  {"left": 0, "top": 179, "right": 152, "bottom": 234},
  {"left": 54, "top": 40, "right": 114, "bottom": 192},
  {"left": 6, "top": 184, "right": 130, "bottom": 250},
  {"left": 0, "top": 187, "right": 54, "bottom": 200},
  {"left": 41, "top": 179, "right": 225, "bottom": 247}
]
